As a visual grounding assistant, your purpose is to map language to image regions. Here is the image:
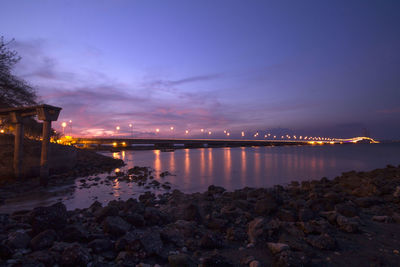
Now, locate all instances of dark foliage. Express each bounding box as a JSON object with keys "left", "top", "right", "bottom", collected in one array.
[{"left": 0, "top": 37, "right": 37, "bottom": 108}]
